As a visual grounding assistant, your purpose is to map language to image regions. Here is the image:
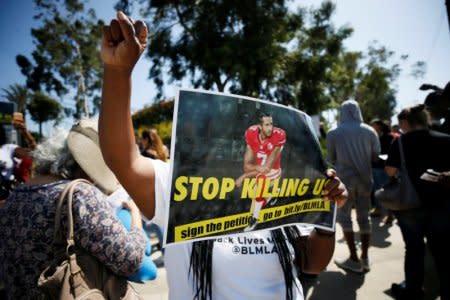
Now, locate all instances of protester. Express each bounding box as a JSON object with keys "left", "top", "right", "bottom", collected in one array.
[
  {"left": 0, "top": 123, "right": 148, "bottom": 299},
  {"left": 369, "top": 118, "right": 395, "bottom": 224},
  {"left": 423, "top": 81, "right": 450, "bottom": 134},
  {"left": 99, "top": 11, "right": 348, "bottom": 300},
  {"left": 68, "top": 118, "right": 157, "bottom": 282},
  {"left": 327, "top": 100, "right": 380, "bottom": 273},
  {"left": 140, "top": 128, "right": 169, "bottom": 161},
  {"left": 11, "top": 116, "right": 37, "bottom": 182},
  {"left": 0, "top": 117, "right": 36, "bottom": 201},
  {"left": 385, "top": 104, "right": 450, "bottom": 300},
  {"left": 391, "top": 124, "right": 402, "bottom": 138}
]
